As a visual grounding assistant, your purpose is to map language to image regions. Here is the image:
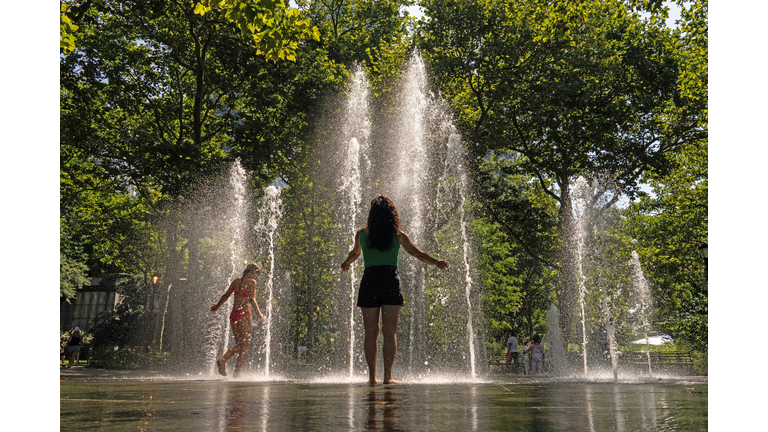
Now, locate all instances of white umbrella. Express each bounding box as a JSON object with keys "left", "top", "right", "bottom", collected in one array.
[{"left": 631, "top": 335, "right": 673, "bottom": 345}]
